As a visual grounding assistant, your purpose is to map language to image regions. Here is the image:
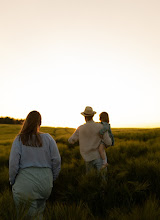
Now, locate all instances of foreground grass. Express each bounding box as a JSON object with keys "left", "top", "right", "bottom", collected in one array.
[{"left": 0, "top": 124, "right": 160, "bottom": 219}]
